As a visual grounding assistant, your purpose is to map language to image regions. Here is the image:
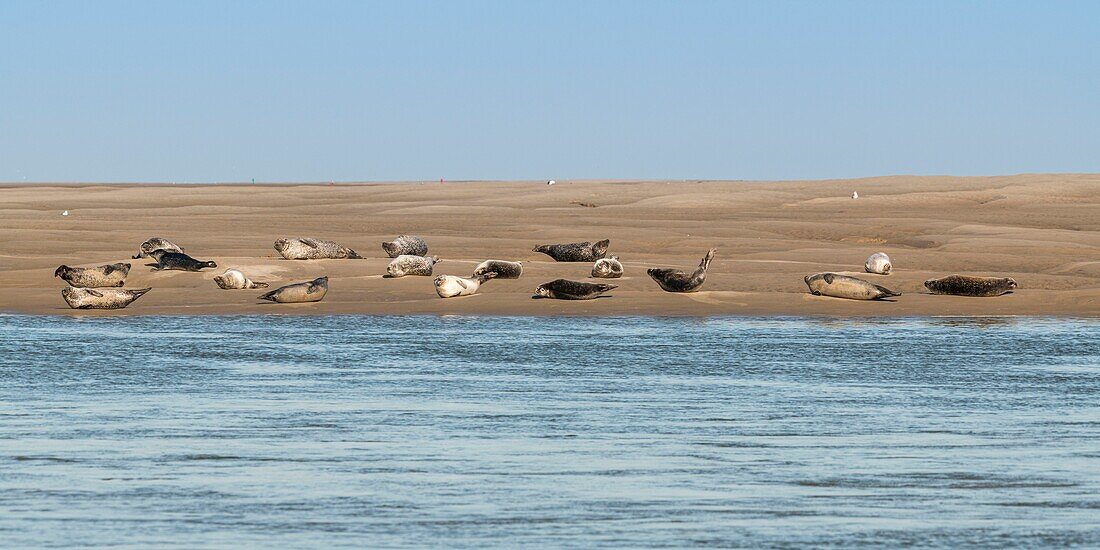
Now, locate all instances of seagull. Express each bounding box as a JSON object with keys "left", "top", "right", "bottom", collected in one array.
[
  {"left": 852, "top": 191, "right": 859, "bottom": 199},
  {"left": 547, "top": 180, "right": 556, "bottom": 186},
  {"left": 62, "top": 210, "right": 69, "bottom": 216}
]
